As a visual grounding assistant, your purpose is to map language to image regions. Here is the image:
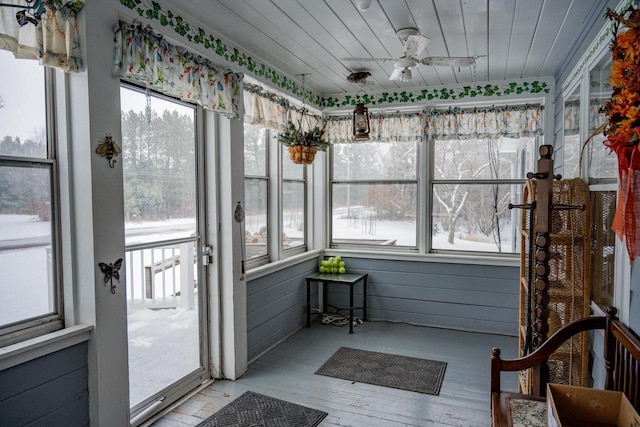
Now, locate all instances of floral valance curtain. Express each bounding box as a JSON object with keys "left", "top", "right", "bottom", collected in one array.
[
  {"left": 370, "top": 111, "right": 425, "bottom": 142},
  {"left": 243, "top": 84, "right": 289, "bottom": 130},
  {"left": 243, "top": 84, "right": 321, "bottom": 132},
  {"left": 426, "top": 104, "right": 543, "bottom": 140},
  {"left": 564, "top": 100, "right": 580, "bottom": 136},
  {"left": 324, "top": 110, "right": 425, "bottom": 144},
  {"left": 288, "top": 105, "right": 322, "bottom": 132},
  {"left": 0, "top": 0, "right": 84, "bottom": 71},
  {"left": 113, "top": 21, "right": 243, "bottom": 119},
  {"left": 323, "top": 115, "right": 352, "bottom": 144}
]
